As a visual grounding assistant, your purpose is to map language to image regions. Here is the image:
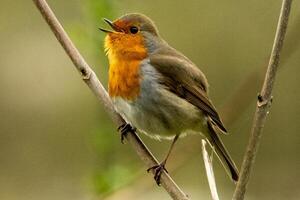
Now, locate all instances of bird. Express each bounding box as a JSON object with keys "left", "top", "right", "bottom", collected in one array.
[{"left": 100, "top": 13, "right": 239, "bottom": 185}]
